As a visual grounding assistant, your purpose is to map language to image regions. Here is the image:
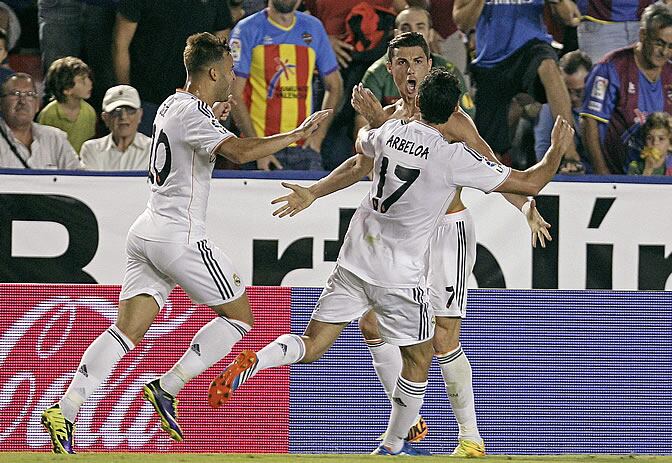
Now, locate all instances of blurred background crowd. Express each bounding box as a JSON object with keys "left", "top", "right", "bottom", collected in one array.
[{"left": 0, "top": 0, "right": 671, "bottom": 176}]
